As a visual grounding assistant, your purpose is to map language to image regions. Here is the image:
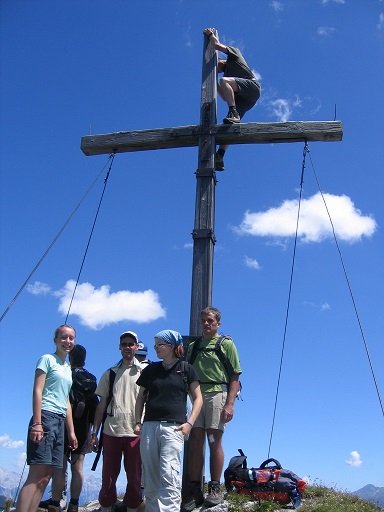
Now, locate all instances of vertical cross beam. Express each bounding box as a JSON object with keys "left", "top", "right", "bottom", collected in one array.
[
  {"left": 182, "top": 32, "right": 218, "bottom": 500},
  {"left": 189, "top": 31, "right": 218, "bottom": 336}
]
